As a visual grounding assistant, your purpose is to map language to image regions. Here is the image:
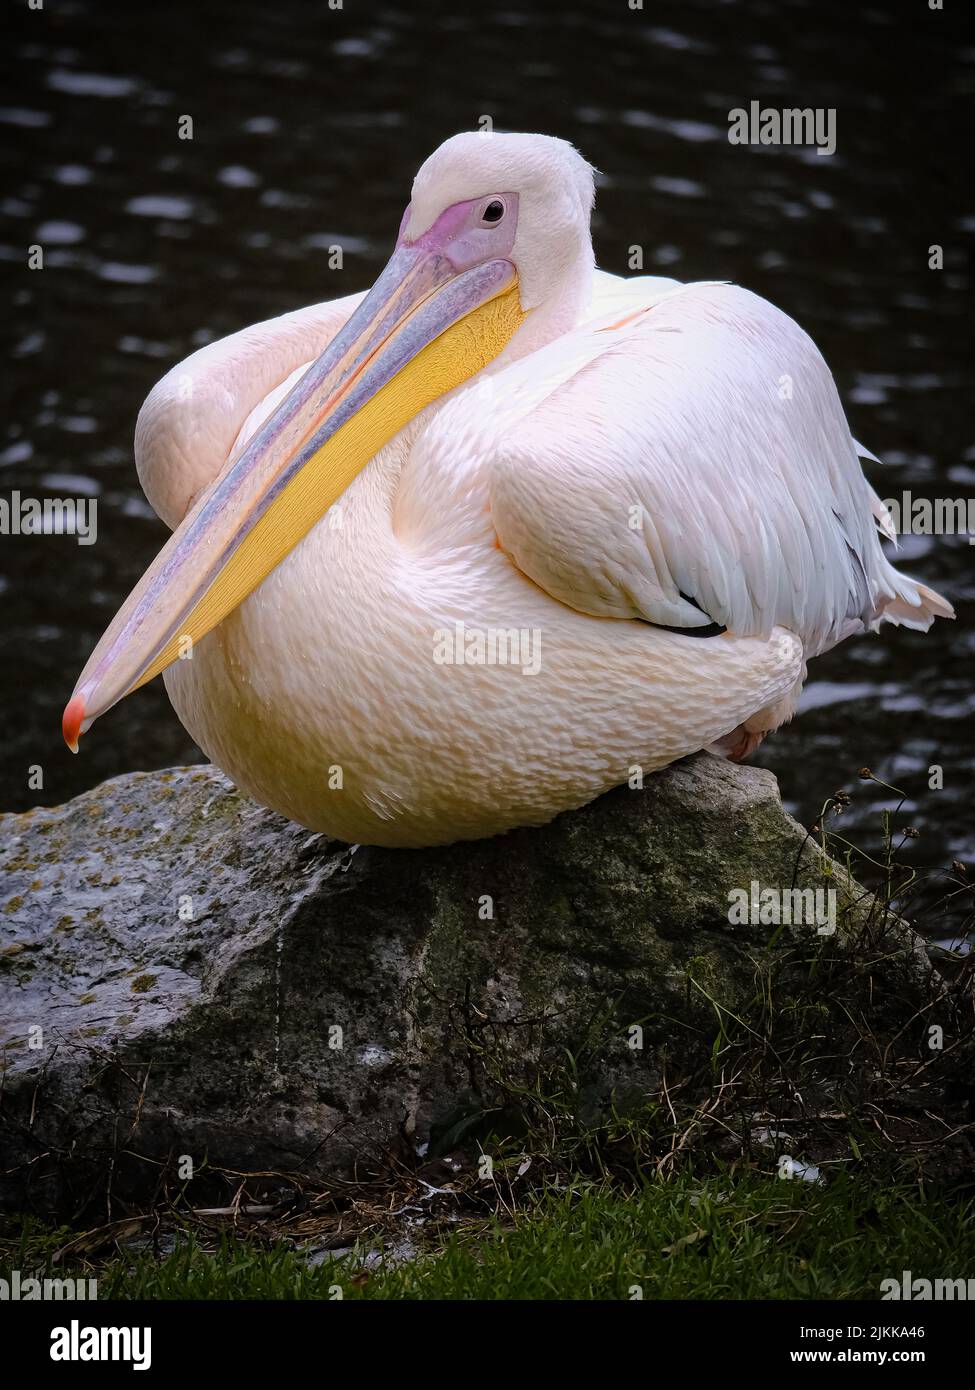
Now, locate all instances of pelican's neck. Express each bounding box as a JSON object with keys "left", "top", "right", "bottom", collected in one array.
[
  {"left": 495, "top": 237, "right": 596, "bottom": 365},
  {"left": 330, "top": 243, "right": 597, "bottom": 549}
]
